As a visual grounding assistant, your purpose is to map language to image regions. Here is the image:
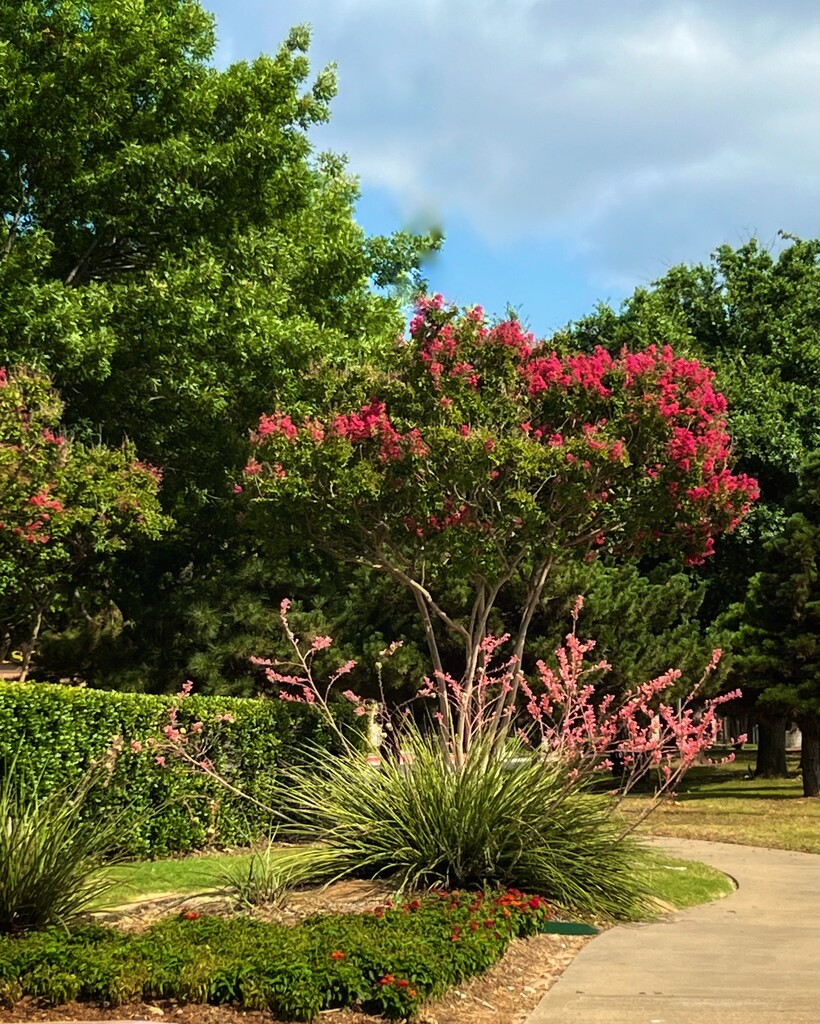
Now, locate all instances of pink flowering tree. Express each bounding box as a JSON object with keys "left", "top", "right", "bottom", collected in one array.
[
  {"left": 0, "top": 366, "right": 170, "bottom": 678},
  {"left": 240, "top": 298, "right": 757, "bottom": 753},
  {"left": 239, "top": 596, "right": 744, "bottom": 802}
]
